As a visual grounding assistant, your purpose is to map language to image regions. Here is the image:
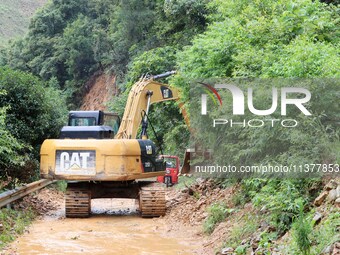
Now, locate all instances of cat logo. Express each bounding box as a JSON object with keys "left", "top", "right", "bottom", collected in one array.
[
  {"left": 55, "top": 150, "right": 96, "bottom": 175},
  {"left": 163, "top": 89, "right": 169, "bottom": 98},
  {"left": 161, "top": 86, "right": 173, "bottom": 99},
  {"left": 146, "top": 145, "right": 153, "bottom": 155}
]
